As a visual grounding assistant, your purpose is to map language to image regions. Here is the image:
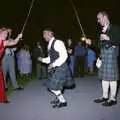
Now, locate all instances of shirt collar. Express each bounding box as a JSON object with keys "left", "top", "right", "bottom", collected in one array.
[
  {"left": 102, "top": 23, "right": 110, "bottom": 33},
  {"left": 48, "top": 37, "right": 55, "bottom": 50}
]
